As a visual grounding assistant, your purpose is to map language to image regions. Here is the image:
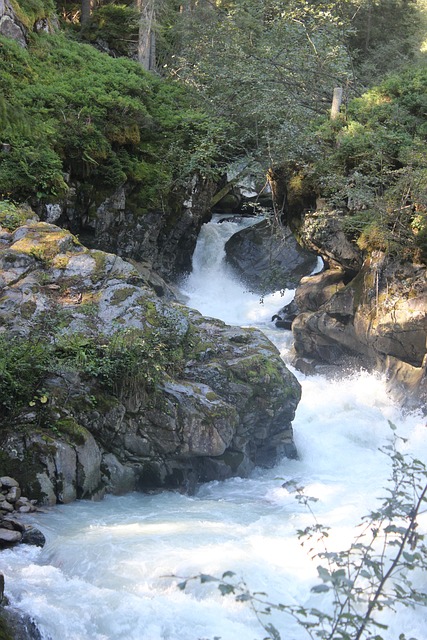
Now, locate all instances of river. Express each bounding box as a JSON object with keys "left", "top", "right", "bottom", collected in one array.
[{"left": 1, "top": 216, "right": 426, "bottom": 639}]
